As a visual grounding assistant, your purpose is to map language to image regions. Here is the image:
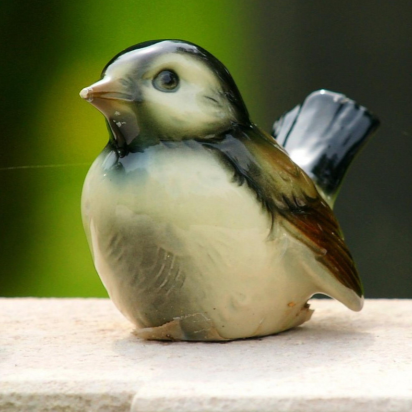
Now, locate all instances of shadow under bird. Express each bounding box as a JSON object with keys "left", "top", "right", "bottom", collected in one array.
[{"left": 80, "top": 40, "right": 379, "bottom": 341}]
